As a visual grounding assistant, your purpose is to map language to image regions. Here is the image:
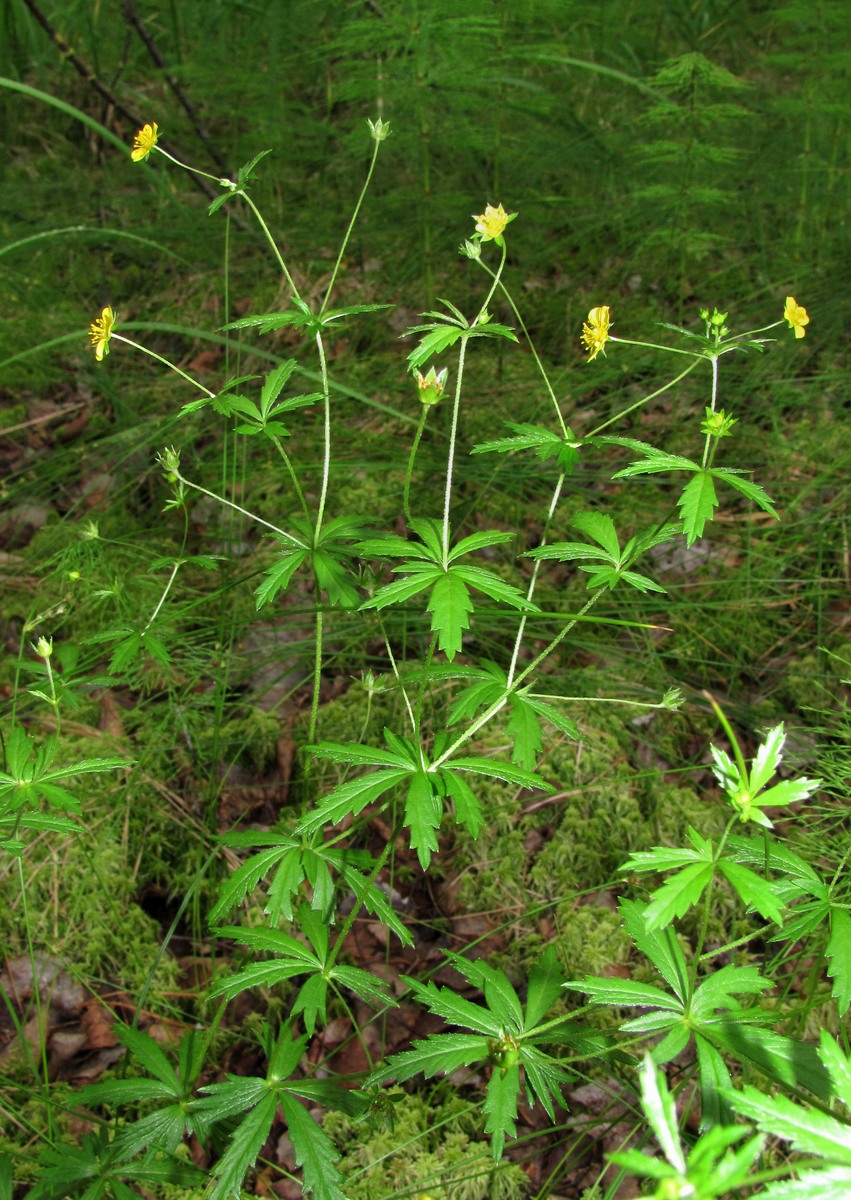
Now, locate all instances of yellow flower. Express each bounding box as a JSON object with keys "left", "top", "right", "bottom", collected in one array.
[
  {"left": 784, "top": 296, "right": 809, "bottom": 339},
  {"left": 473, "top": 203, "right": 511, "bottom": 242},
  {"left": 89, "top": 305, "right": 116, "bottom": 361},
  {"left": 131, "top": 122, "right": 159, "bottom": 163},
  {"left": 580, "top": 305, "right": 612, "bottom": 362}
]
